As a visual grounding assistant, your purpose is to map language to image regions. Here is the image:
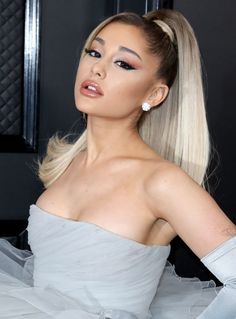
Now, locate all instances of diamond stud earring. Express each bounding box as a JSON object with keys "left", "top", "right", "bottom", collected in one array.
[{"left": 142, "top": 102, "right": 151, "bottom": 111}]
